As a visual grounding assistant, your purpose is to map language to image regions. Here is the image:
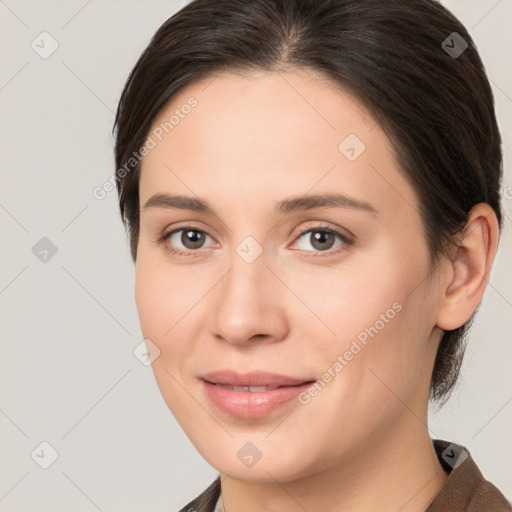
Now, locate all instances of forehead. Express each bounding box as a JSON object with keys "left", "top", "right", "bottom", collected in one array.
[
  {"left": 145, "top": 68, "right": 374, "bottom": 158},
  {"left": 139, "top": 68, "right": 419, "bottom": 220}
]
